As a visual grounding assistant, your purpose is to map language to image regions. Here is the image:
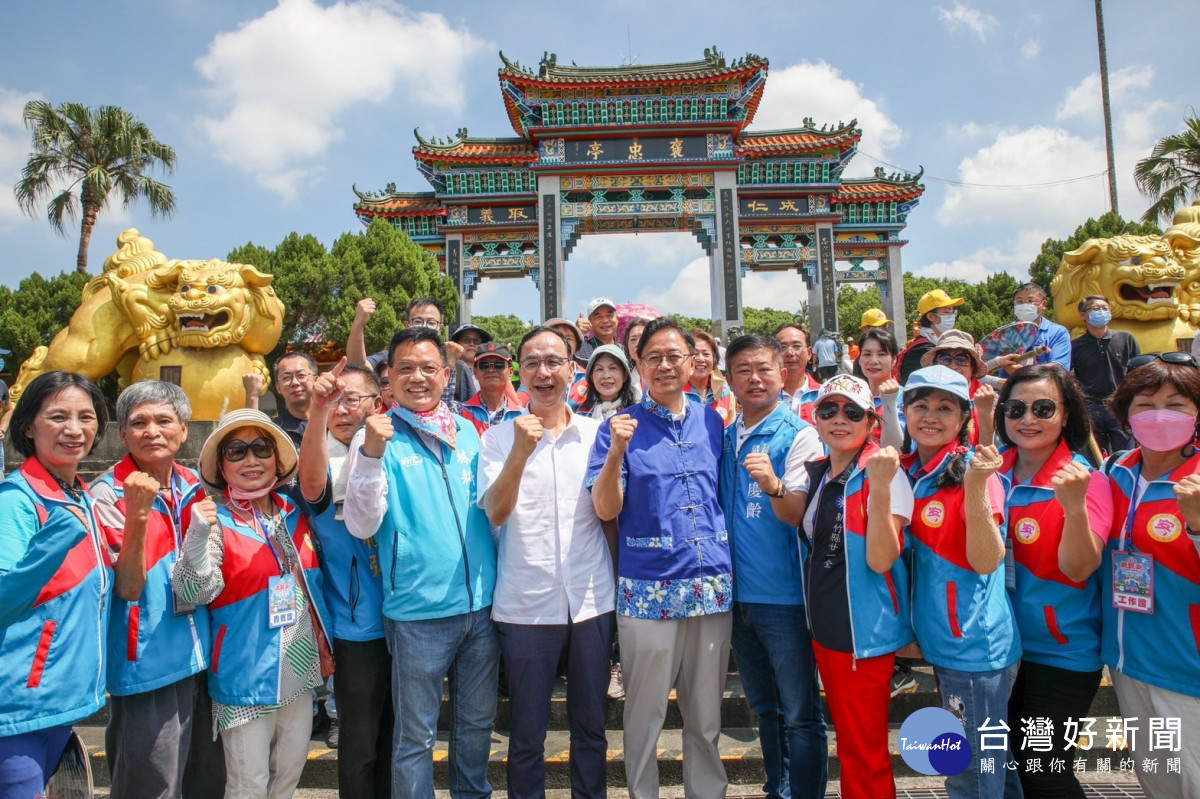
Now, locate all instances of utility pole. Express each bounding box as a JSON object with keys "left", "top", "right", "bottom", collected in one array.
[{"left": 1095, "top": 0, "right": 1119, "bottom": 215}]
